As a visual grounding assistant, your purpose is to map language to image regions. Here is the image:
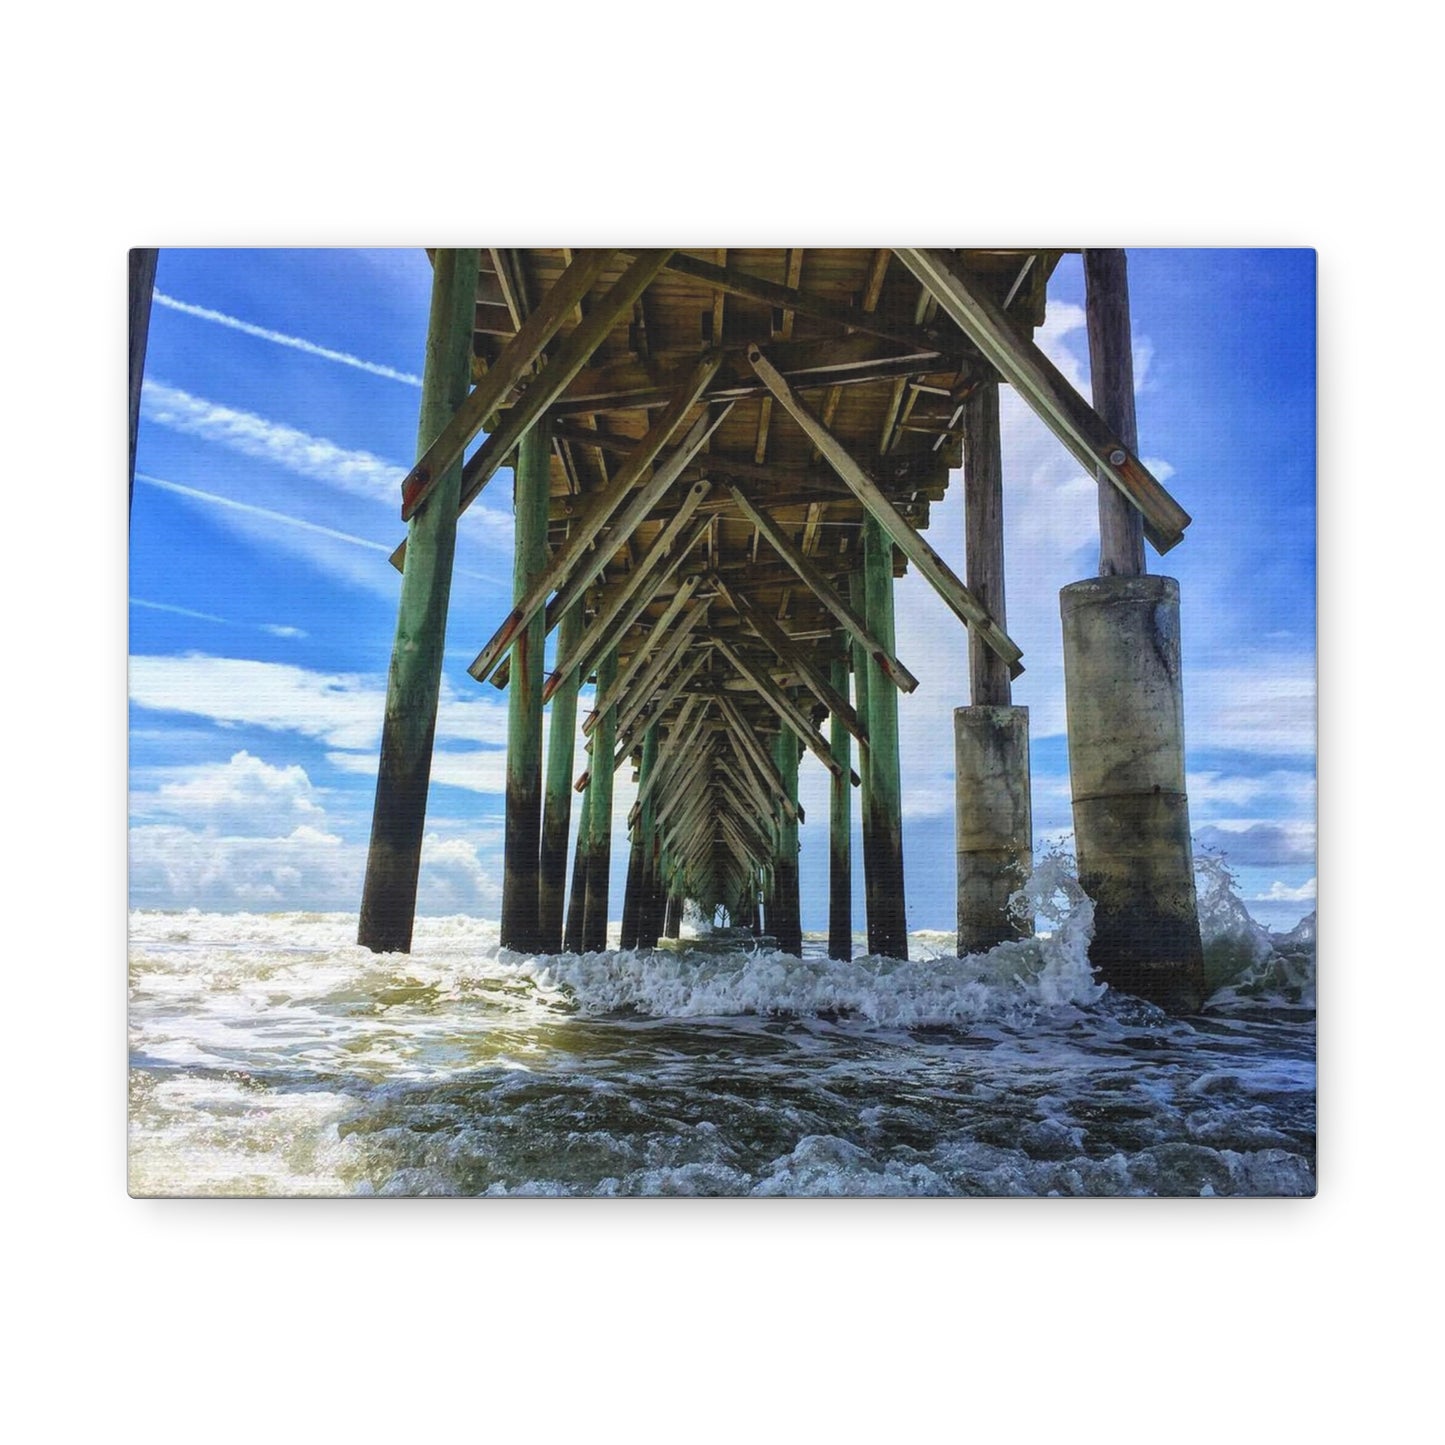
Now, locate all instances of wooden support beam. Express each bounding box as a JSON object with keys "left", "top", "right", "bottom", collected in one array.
[
  {"left": 963, "top": 381, "right": 1012, "bottom": 707},
  {"left": 499, "top": 415, "right": 552, "bottom": 952},
  {"left": 129, "top": 248, "right": 158, "bottom": 514},
  {"left": 713, "top": 638, "right": 843, "bottom": 781},
  {"left": 895, "top": 248, "right": 1191, "bottom": 553},
  {"left": 563, "top": 755, "right": 592, "bottom": 953},
  {"left": 859, "top": 516, "right": 908, "bottom": 959},
  {"left": 550, "top": 332, "right": 962, "bottom": 416},
  {"left": 716, "top": 579, "right": 867, "bottom": 750},
  {"left": 581, "top": 650, "right": 618, "bottom": 950},
  {"left": 358, "top": 250, "right": 479, "bottom": 955},
  {"left": 1083, "top": 249, "right": 1148, "bottom": 578},
  {"left": 468, "top": 392, "right": 729, "bottom": 684},
  {"left": 747, "top": 345, "right": 1024, "bottom": 680},
  {"left": 390, "top": 250, "right": 674, "bottom": 569},
  {"left": 544, "top": 485, "right": 713, "bottom": 702},
  {"left": 828, "top": 655, "right": 853, "bottom": 961},
  {"left": 584, "top": 575, "right": 704, "bottom": 734},
  {"left": 613, "top": 635, "right": 711, "bottom": 762},
  {"left": 726, "top": 484, "right": 920, "bottom": 694},
  {"left": 663, "top": 251, "right": 948, "bottom": 355},
  {"left": 539, "top": 601, "right": 582, "bottom": 952},
  {"left": 770, "top": 728, "right": 803, "bottom": 956},
  {"left": 712, "top": 693, "right": 801, "bottom": 824},
  {"left": 400, "top": 249, "right": 616, "bottom": 520}
]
